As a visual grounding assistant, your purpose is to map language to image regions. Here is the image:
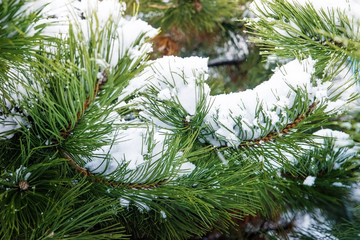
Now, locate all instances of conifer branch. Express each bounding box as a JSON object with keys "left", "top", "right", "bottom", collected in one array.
[
  {"left": 62, "top": 151, "right": 169, "bottom": 189},
  {"left": 58, "top": 70, "right": 108, "bottom": 140},
  {"left": 55, "top": 69, "right": 169, "bottom": 190},
  {"left": 217, "top": 102, "right": 317, "bottom": 149}
]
